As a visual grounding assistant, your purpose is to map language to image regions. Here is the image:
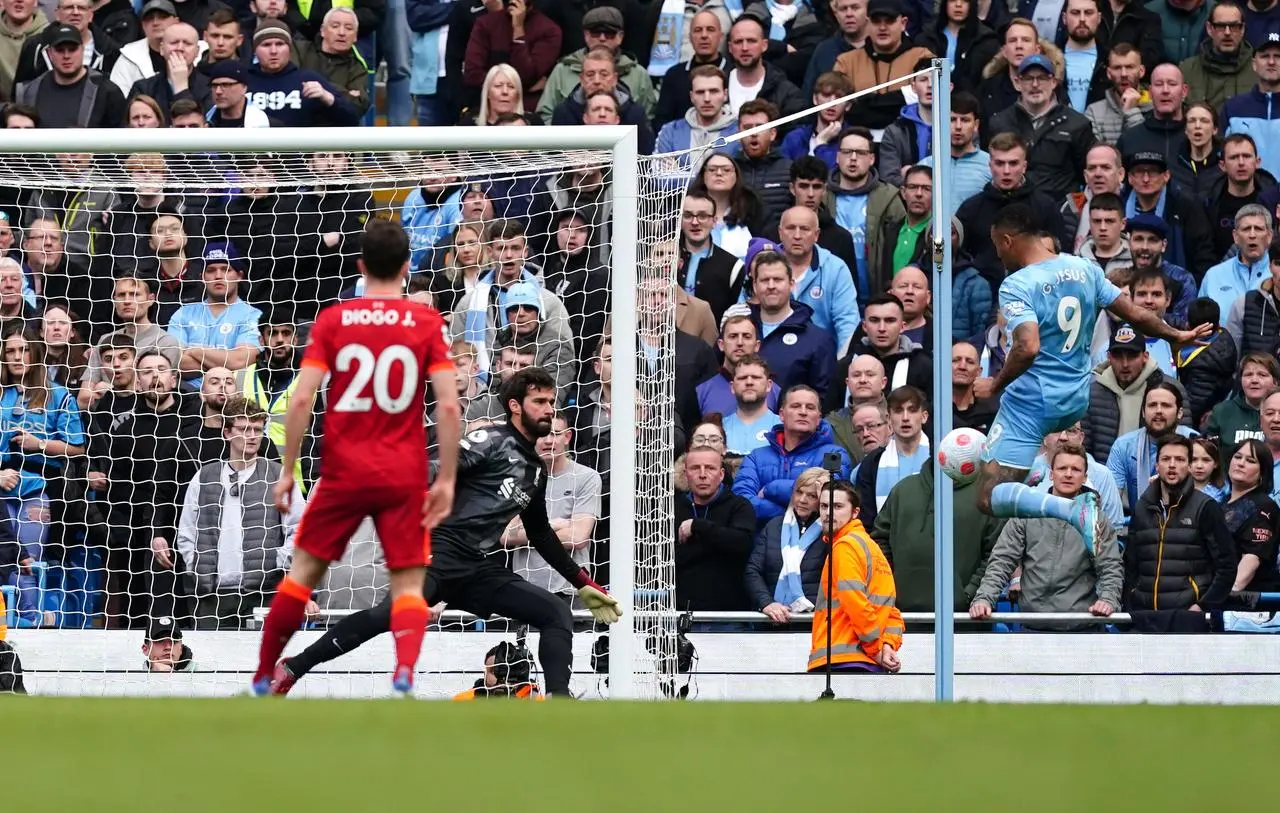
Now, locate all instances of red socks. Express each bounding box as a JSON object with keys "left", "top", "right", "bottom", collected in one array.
[
  {"left": 254, "top": 576, "right": 312, "bottom": 683},
  {"left": 390, "top": 593, "right": 430, "bottom": 675}
]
